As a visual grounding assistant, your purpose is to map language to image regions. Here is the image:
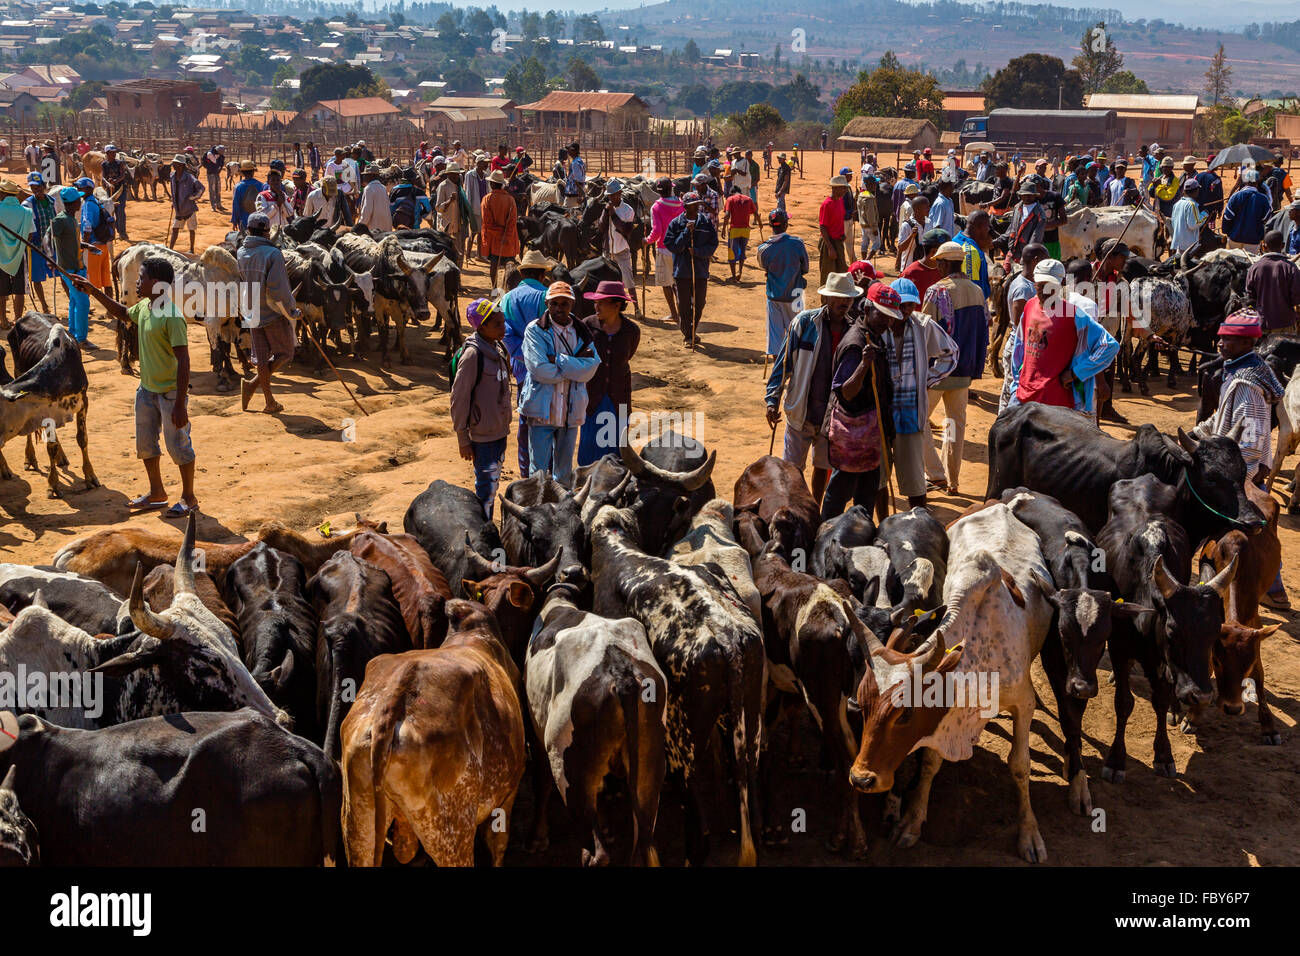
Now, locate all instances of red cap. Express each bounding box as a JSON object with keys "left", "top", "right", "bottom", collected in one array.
[
  {"left": 867, "top": 283, "right": 904, "bottom": 319},
  {"left": 848, "top": 260, "right": 878, "bottom": 281}
]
